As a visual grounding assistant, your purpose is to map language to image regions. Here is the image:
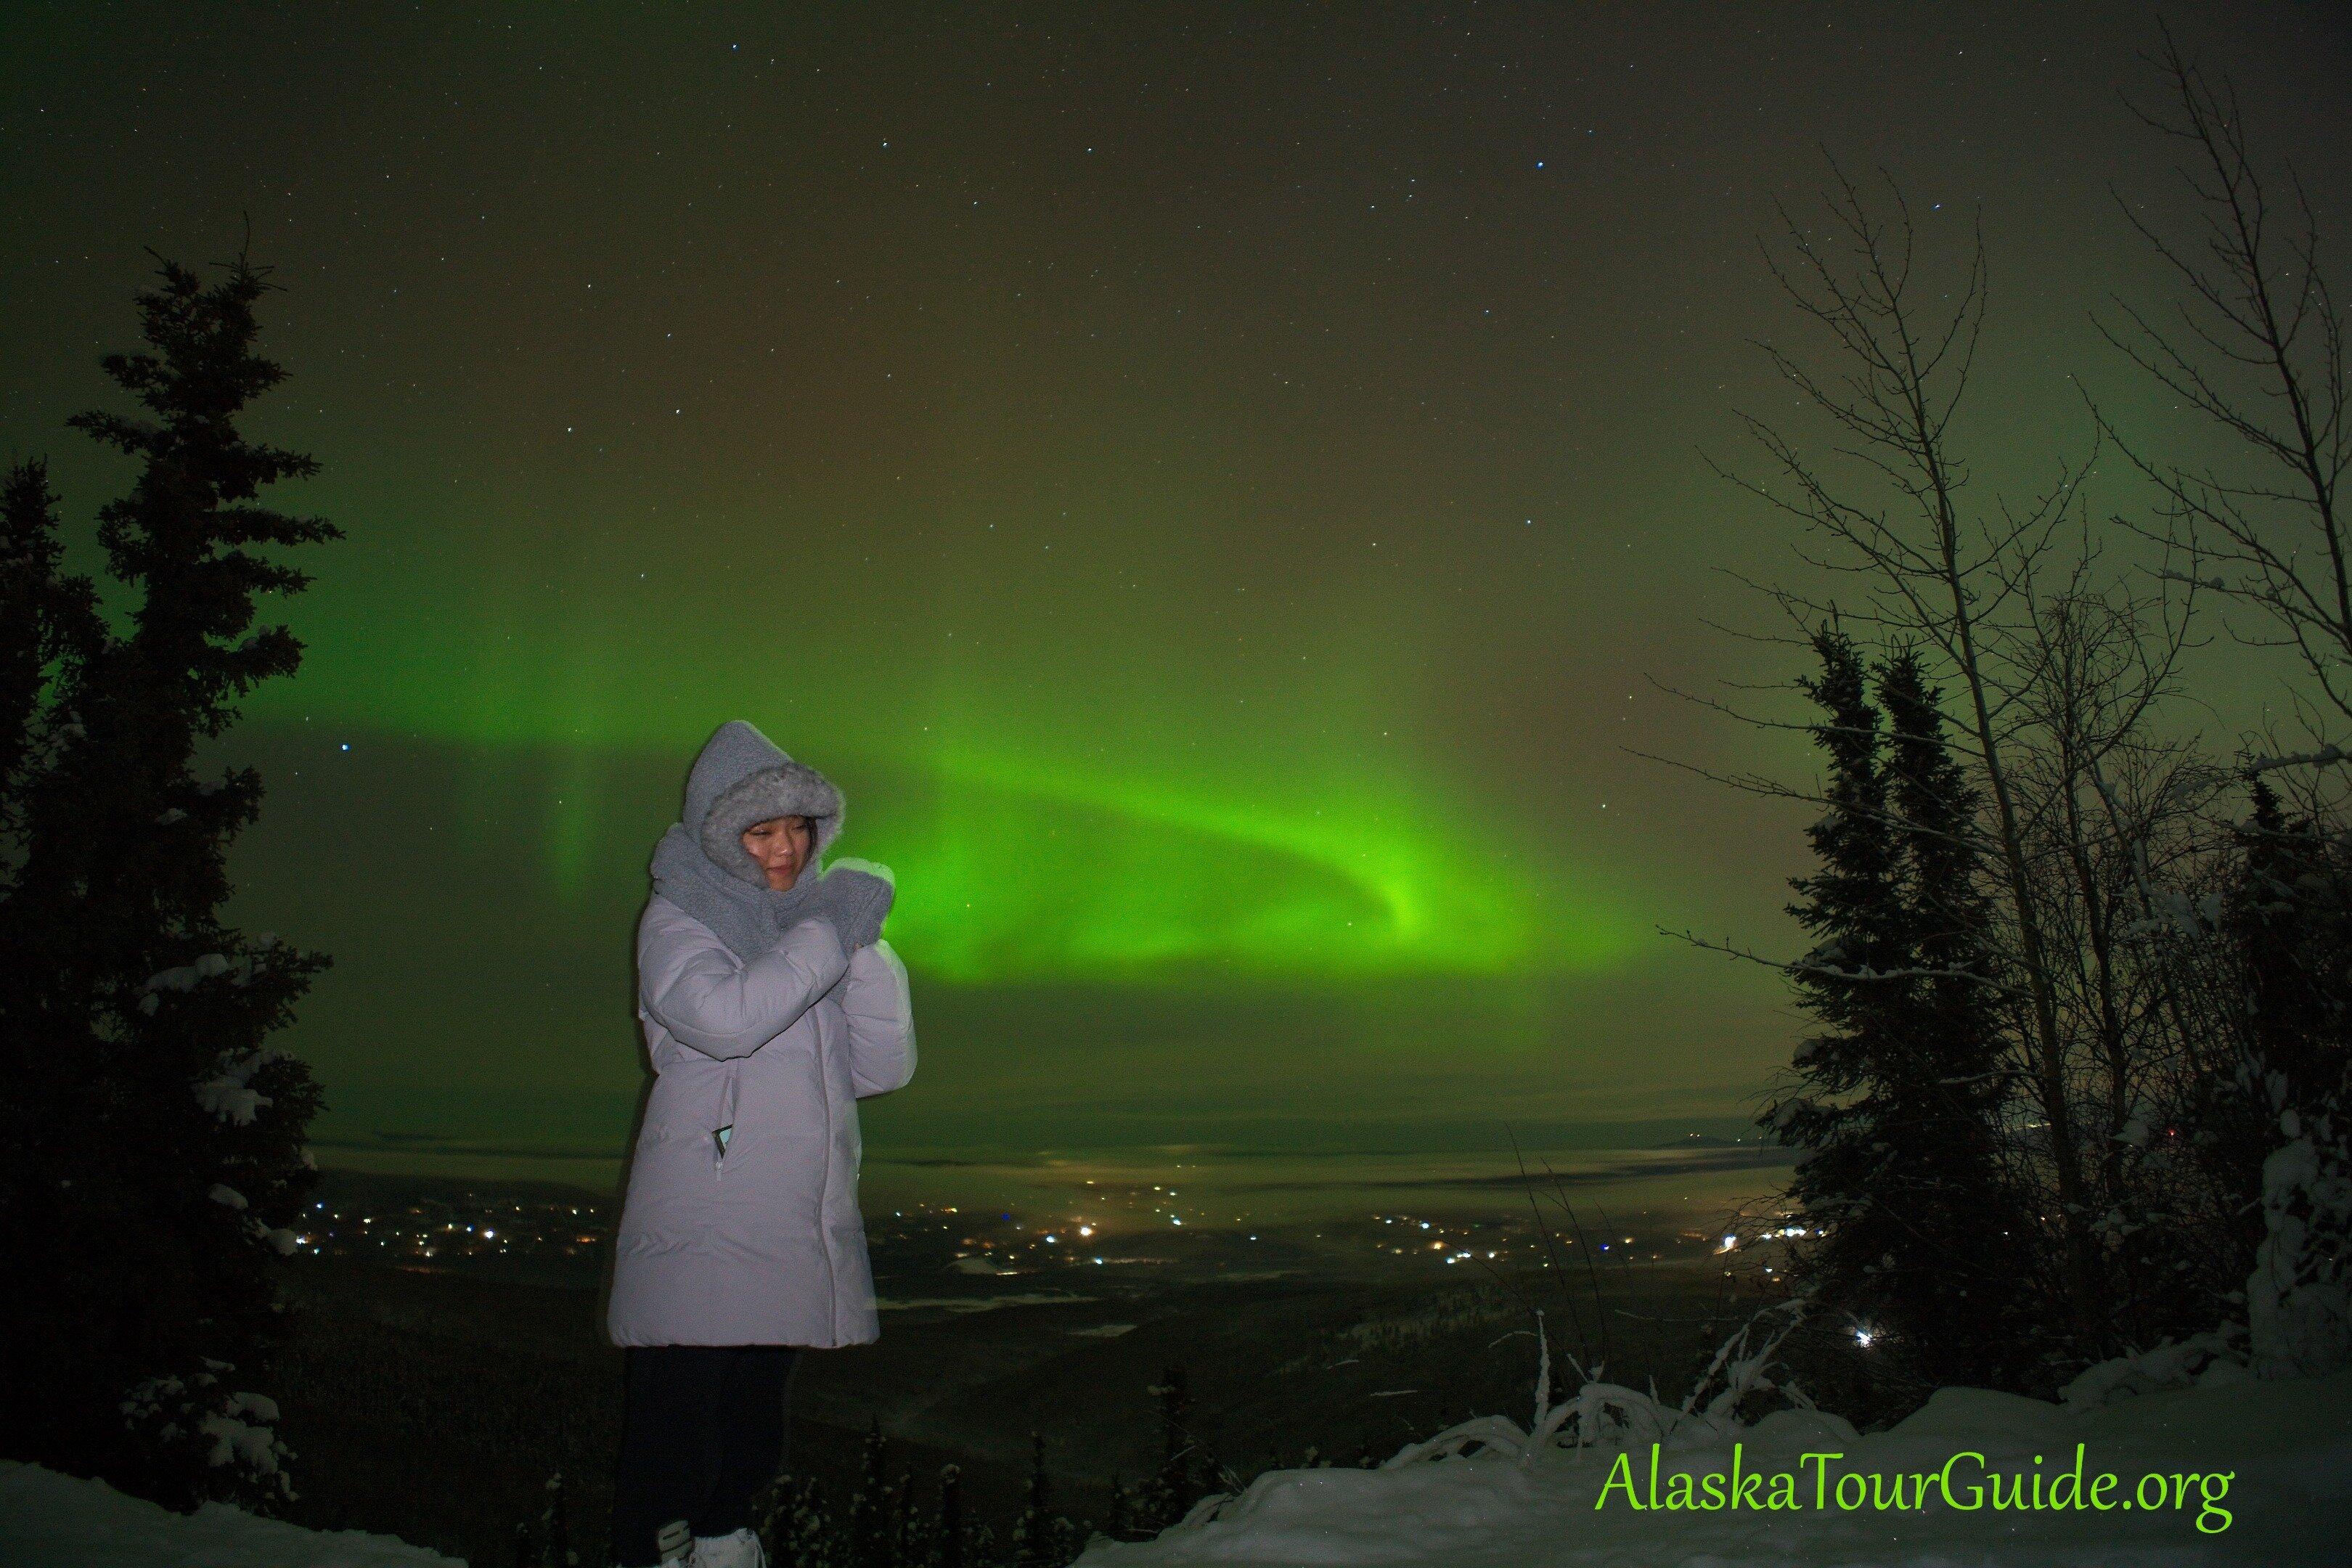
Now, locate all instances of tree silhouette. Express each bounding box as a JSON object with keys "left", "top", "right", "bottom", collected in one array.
[{"left": 0, "top": 240, "right": 338, "bottom": 1511}]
